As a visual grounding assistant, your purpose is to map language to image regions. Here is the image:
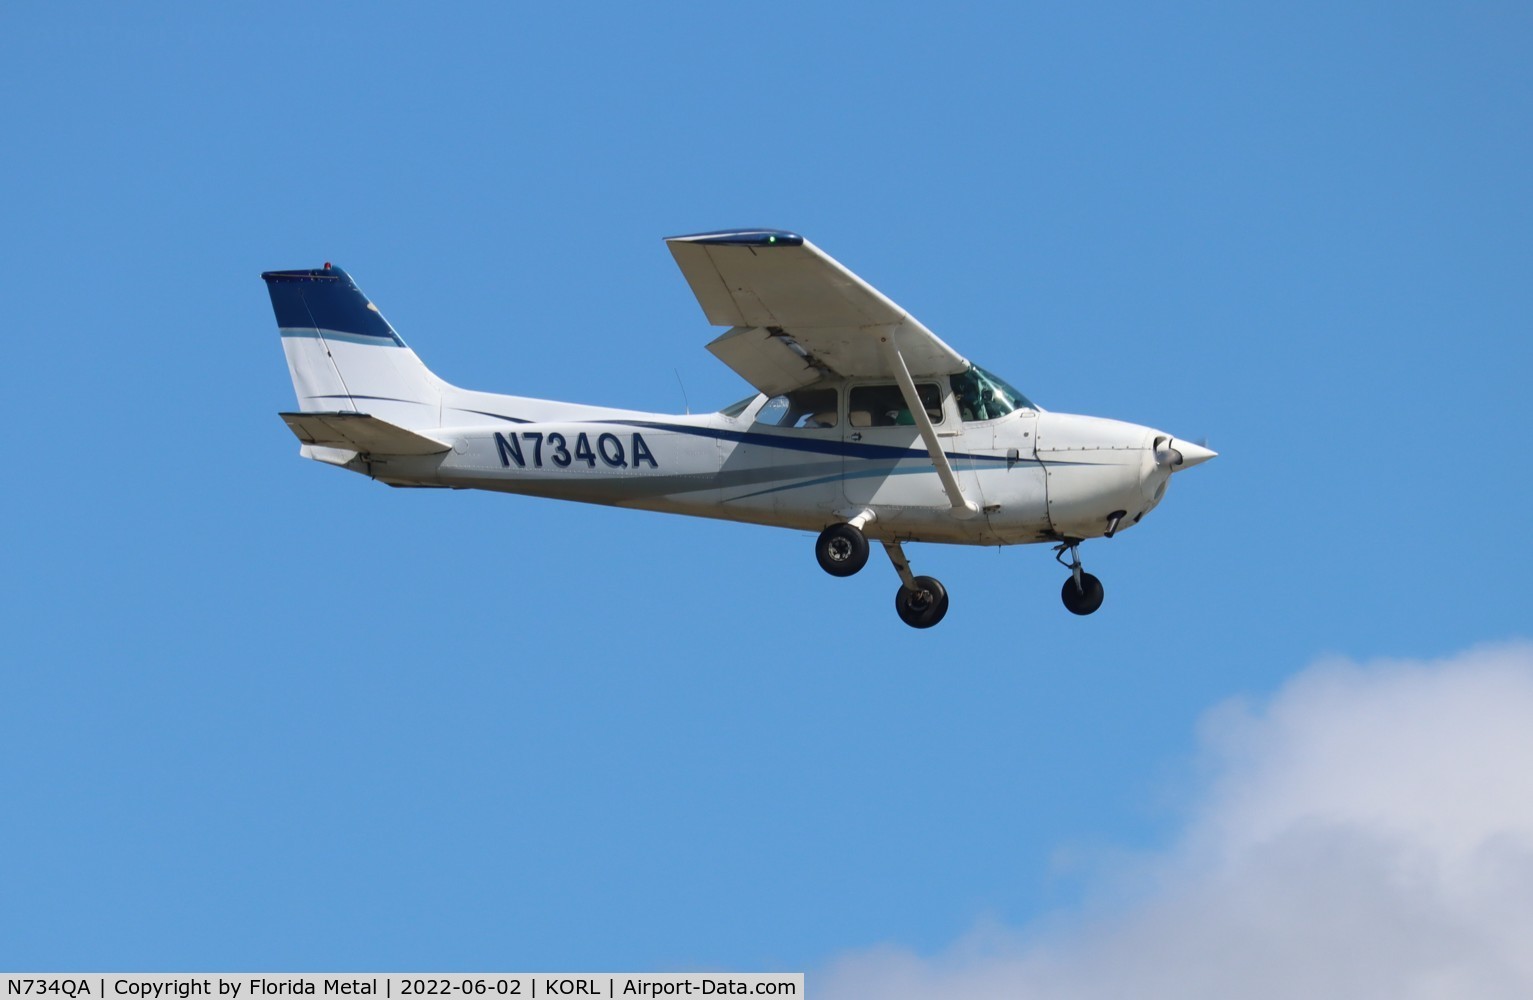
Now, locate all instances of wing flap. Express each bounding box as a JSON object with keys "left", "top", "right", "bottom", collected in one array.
[
  {"left": 705, "top": 326, "right": 825, "bottom": 397},
  {"left": 279, "top": 412, "right": 450, "bottom": 456}
]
